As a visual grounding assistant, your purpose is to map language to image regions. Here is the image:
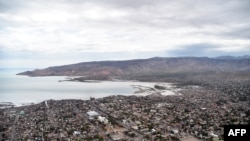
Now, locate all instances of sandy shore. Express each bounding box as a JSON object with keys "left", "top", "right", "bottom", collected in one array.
[{"left": 131, "top": 83, "right": 180, "bottom": 96}]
